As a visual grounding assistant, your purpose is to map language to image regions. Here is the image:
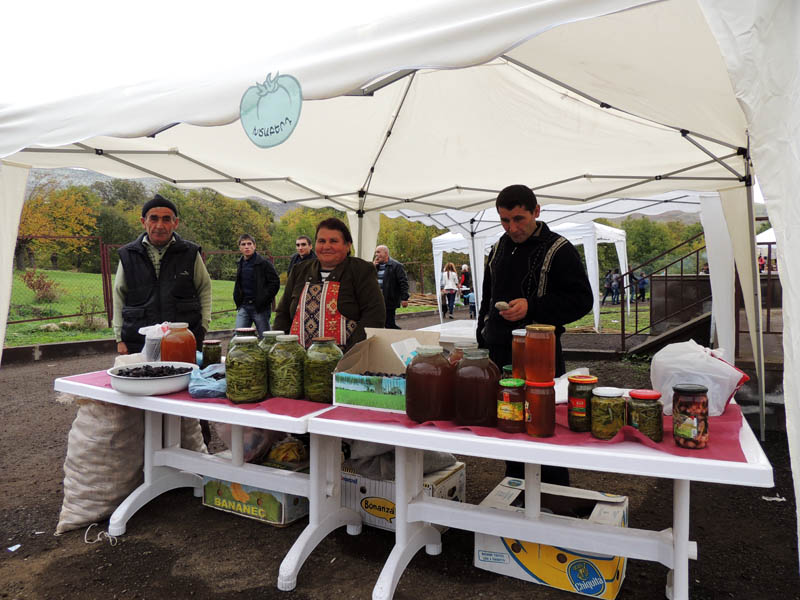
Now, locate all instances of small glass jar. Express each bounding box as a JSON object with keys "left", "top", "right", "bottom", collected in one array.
[
  {"left": 448, "top": 342, "right": 478, "bottom": 366},
  {"left": 268, "top": 334, "right": 305, "bottom": 399},
  {"left": 225, "top": 336, "right": 267, "bottom": 403},
  {"left": 591, "top": 387, "right": 626, "bottom": 440},
  {"left": 511, "top": 328, "right": 526, "bottom": 379},
  {"left": 502, "top": 365, "right": 513, "bottom": 379},
  {"left": 525, "top": 380, "right": 556, "bottom": 437},
  {"left": 406, "top": 345, "right": 455, "bottom": 422},
  {"left": 259, "top": 330, "right": 285, "bottom": 354},
  {"left": 628, "top": 389, "right": 664, "bottom": 442},
  {"left": 161, "top": 322, "right": 197, "bottom": 363},
  {"left": 304, "top": 337, "right": 343, "bottom": 403},
  {"left": 228, "top": 327, "right": 257, "bottom": 354},
  {"left": 201, "top": 339, "right": 222, "bottom": 367},
  {"left": 524, "top": 324, "right": 555, "bottom": 382},
  {"left": 567, "top": 374, "right": 598, "bottom": 432},
  {"left": 497, "top": 378, "right": 526, "bottom": 433},
  {"left": 672, "top": 384, "right": 709, "bottom": 449},
  {"left": 454, "top": 348, "right": 500, "bottom": 426}
]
